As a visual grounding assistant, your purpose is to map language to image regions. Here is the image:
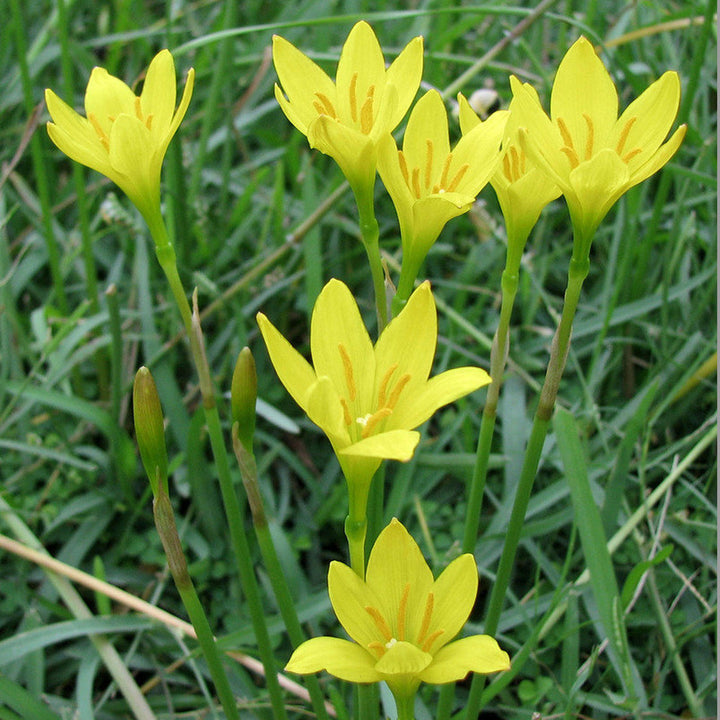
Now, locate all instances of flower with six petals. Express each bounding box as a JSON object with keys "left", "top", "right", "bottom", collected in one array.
[
  {"left": 273, "top": 21, "right": 423, "bottom": 212},
  {"left": 286, "top": 518, "right": 510, "bottom": 706},
  {"left": 45, "top": 49, "right": 194, "bottom": 232},
  {"left": 511, "top": 36, "right": 686, "bottom": 250},
  {"left": 377, "top": 90, "right": 507, "bottom": 302},
  {"left": 459, "top": 86, "right": 561, "bottom": 268},
  {"left": 256, "top": 279, "right": 489, "bottom": 516}
]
